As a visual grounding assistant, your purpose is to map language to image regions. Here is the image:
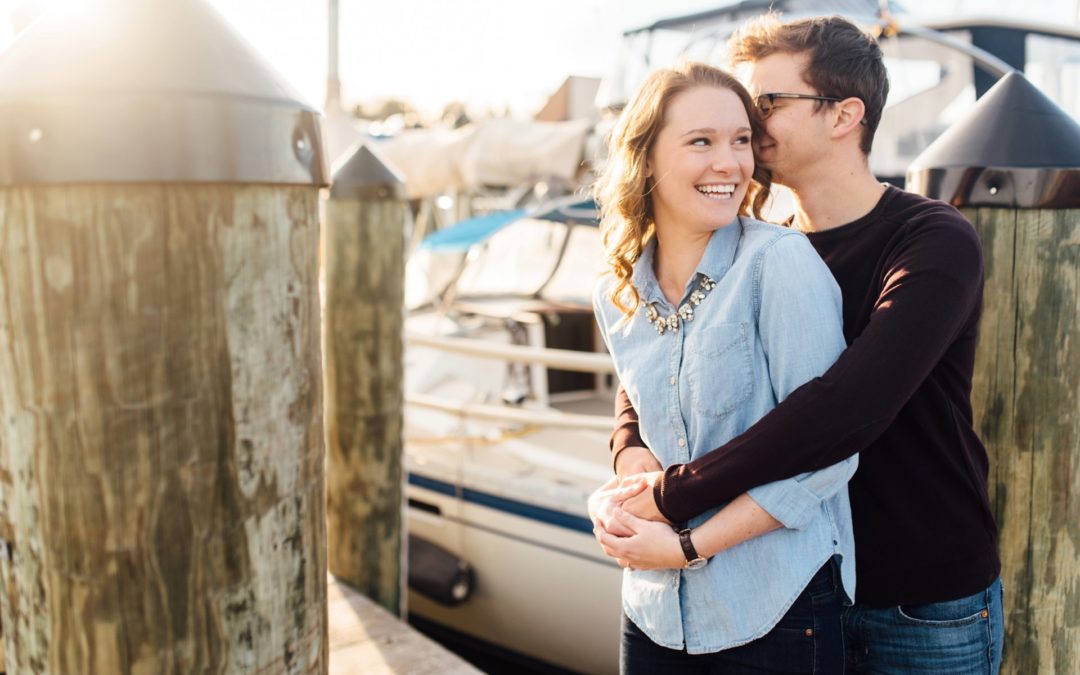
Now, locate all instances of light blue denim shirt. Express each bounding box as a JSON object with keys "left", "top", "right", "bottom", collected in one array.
[{"left": 593, "top": 216, "right": 856, "bottom": 653}]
